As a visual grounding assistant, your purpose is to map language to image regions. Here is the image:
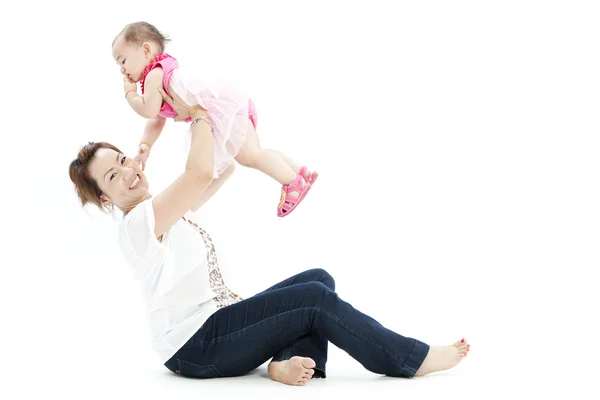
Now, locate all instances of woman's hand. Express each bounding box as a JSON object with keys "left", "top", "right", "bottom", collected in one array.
[{"left": 157, "top": 87, "right": 206, "bottom": 121}]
